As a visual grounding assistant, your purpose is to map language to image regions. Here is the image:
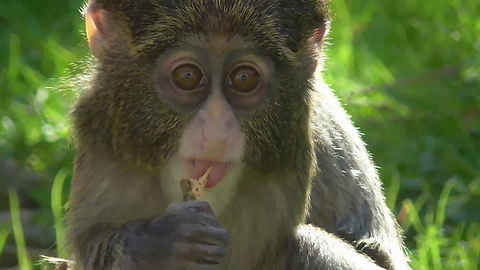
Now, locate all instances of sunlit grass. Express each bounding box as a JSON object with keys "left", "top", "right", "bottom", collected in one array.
[
  {"left": 0, "top": 230, "right": 9, "bottom": 262},
  {"left": 8, "top": 189, "right": 33, "bottom": 270},
  {"left": 1, "top": 178, "right": 479, "bottom": 269},
  {"left": 51, "top": 170, "right": 69, "bottom": 259},
  {"left": 400, "top": 180, "right": 480, "bottom": 270}
]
